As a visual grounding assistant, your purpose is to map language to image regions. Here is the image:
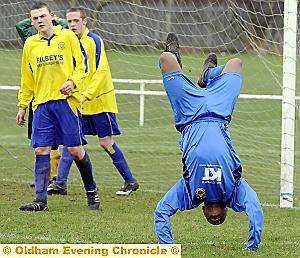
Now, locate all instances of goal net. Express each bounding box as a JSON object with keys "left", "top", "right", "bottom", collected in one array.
[{"left": 0, "top": 0, "right": 299, "bottom": 207}]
